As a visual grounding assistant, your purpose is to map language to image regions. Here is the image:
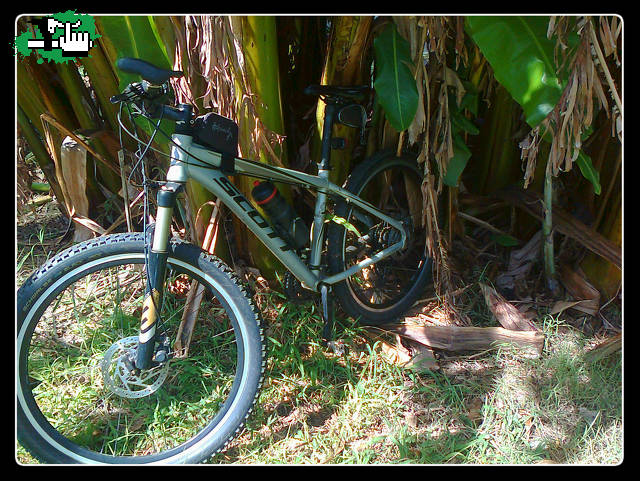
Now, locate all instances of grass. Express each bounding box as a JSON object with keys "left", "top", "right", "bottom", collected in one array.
[
  {"left": 16, "top": 203, "right": 623, "bottom": 465},
  {"left": 202, "top": 285, "right": 622, "bottom": 465}
]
